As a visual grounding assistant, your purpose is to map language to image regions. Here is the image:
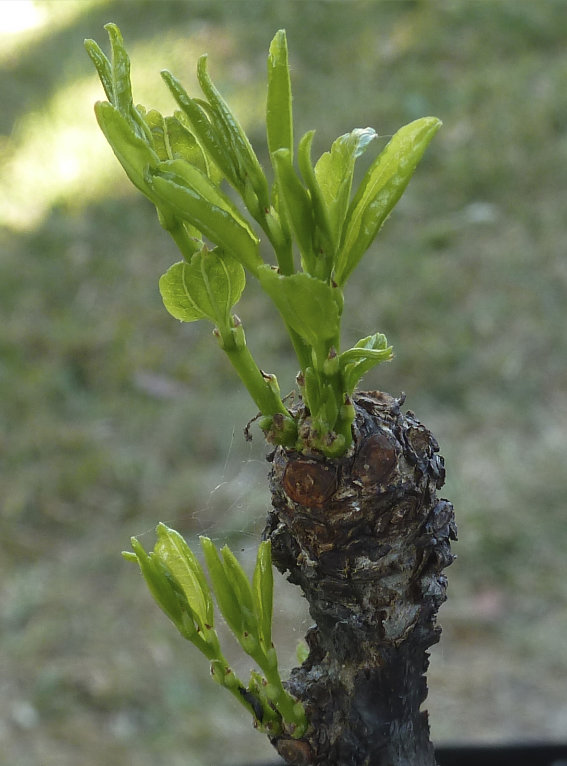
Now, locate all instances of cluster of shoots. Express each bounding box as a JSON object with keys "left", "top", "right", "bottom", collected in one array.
[
  {"left": 85, "top": 24, "right": 440, "bottom": 459},
  {"left": 86, "top": 24, "right": 440, "bottom": 738},
  {"left": 124, "top": 525, "right": 307, "bottom": 737}
]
